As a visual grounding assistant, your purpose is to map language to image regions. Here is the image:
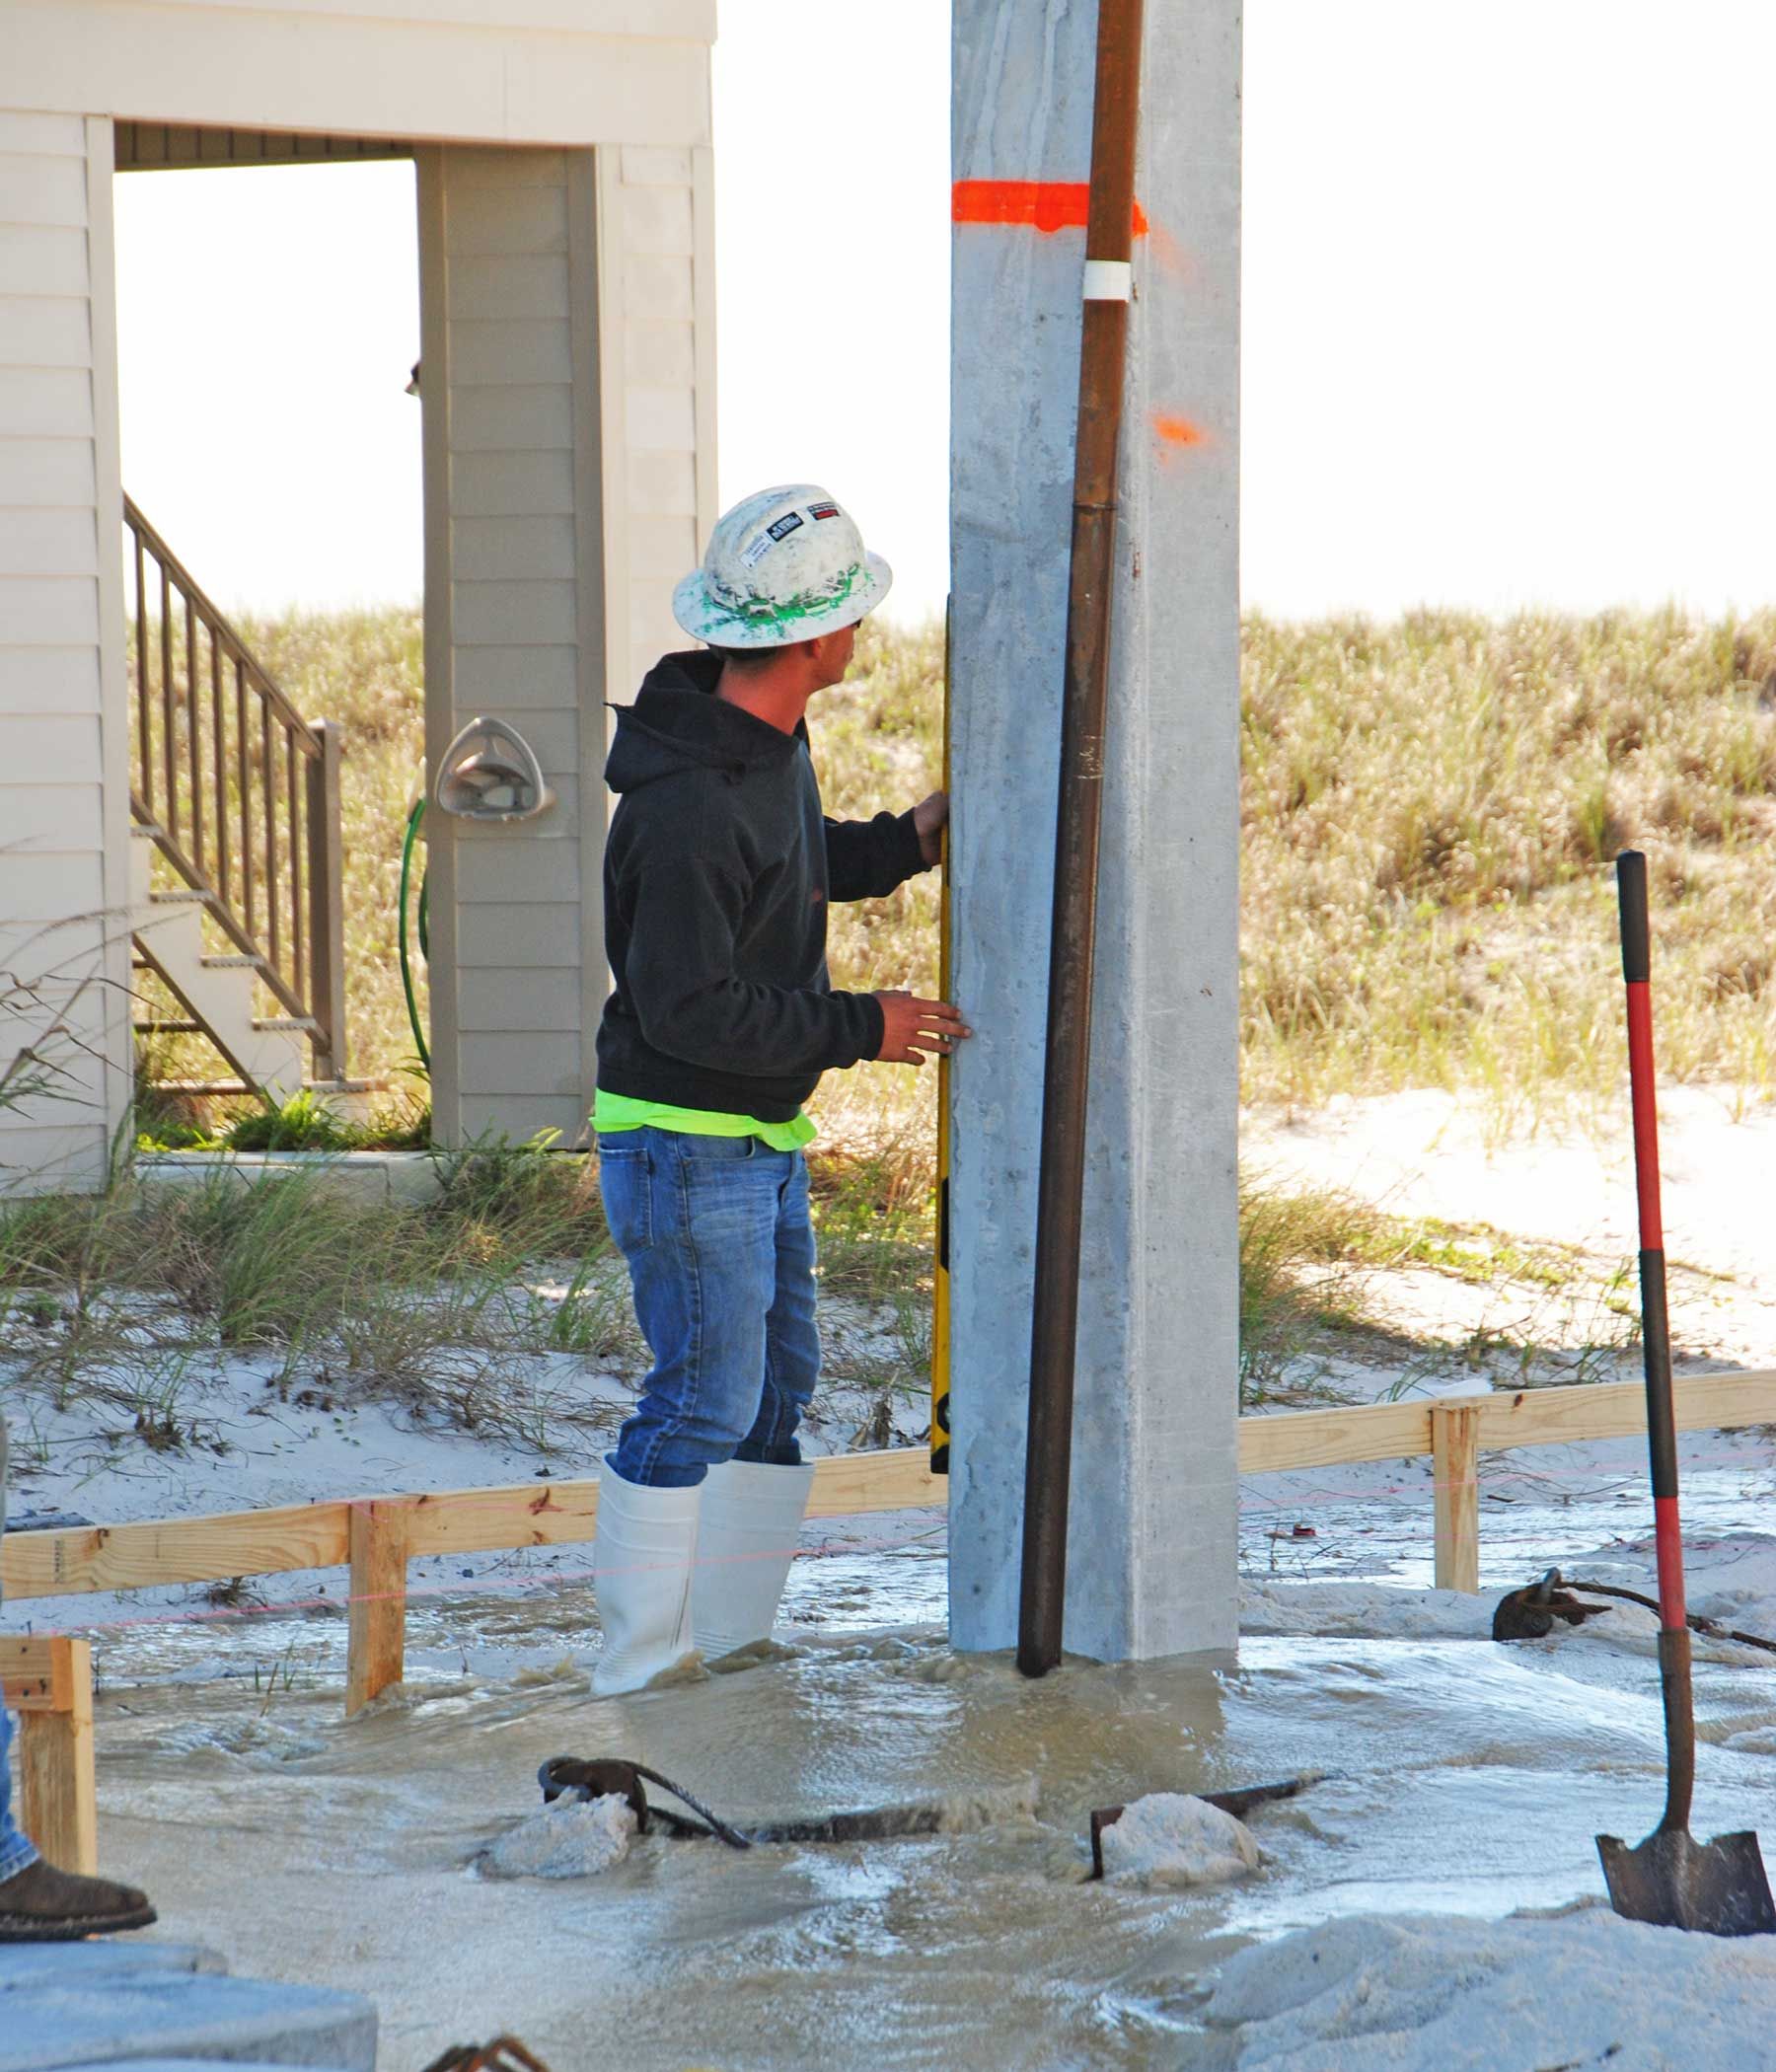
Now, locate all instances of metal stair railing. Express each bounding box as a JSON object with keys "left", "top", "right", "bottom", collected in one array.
[{"left": 124, "top": 493, "right": 346, "bottom": 1085}]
